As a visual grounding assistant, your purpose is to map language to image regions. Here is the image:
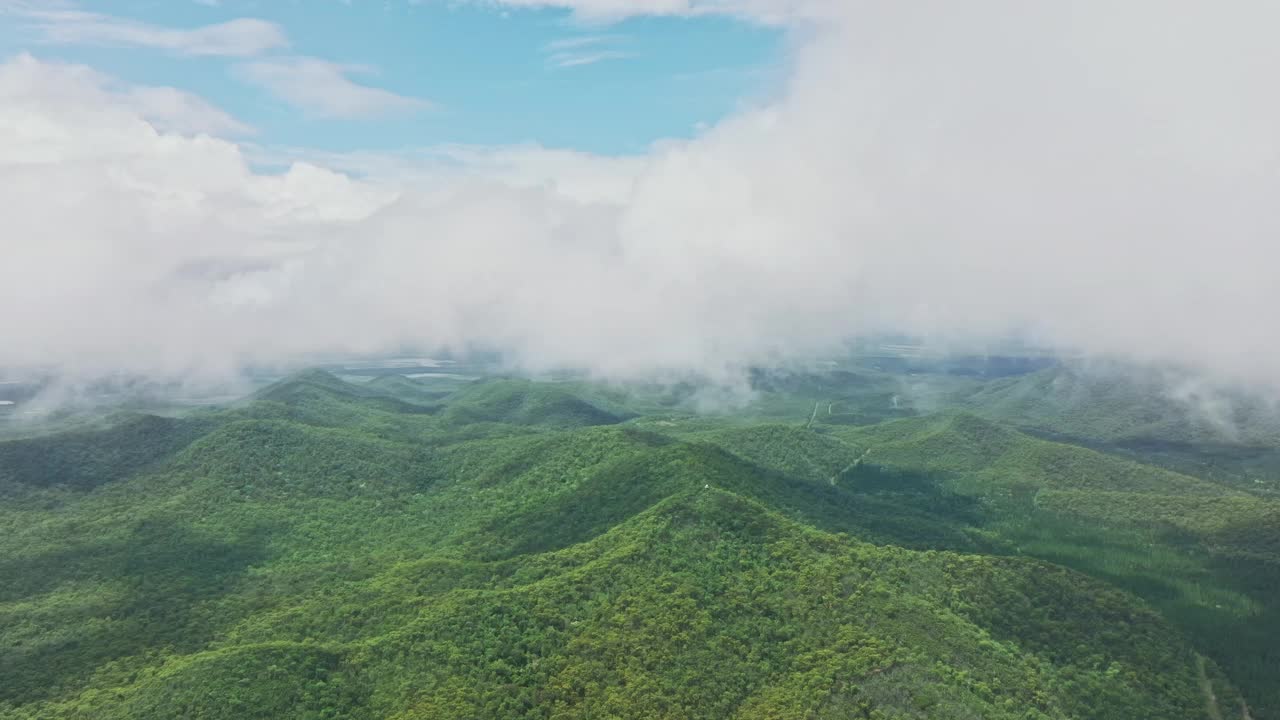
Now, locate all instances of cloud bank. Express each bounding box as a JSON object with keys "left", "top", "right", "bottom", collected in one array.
[{"left": 2, "top": 1, "right": 1279, "bottom": 391}]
